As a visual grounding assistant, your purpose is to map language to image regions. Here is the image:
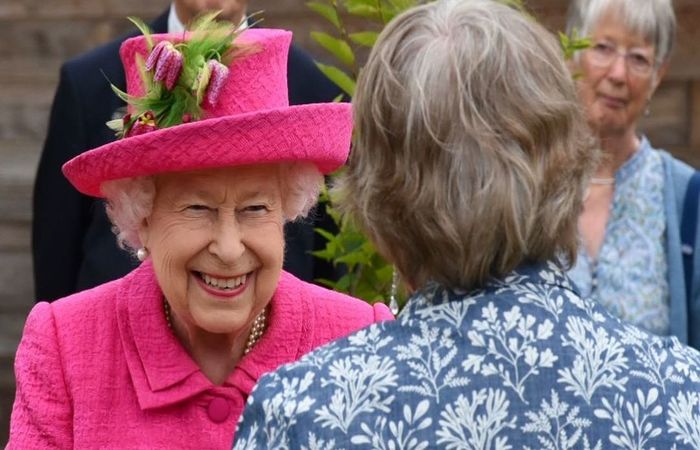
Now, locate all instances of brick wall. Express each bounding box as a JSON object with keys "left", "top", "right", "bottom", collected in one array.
[{"left": 1, "top": 0, "right": 699, "bottom": 444}]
